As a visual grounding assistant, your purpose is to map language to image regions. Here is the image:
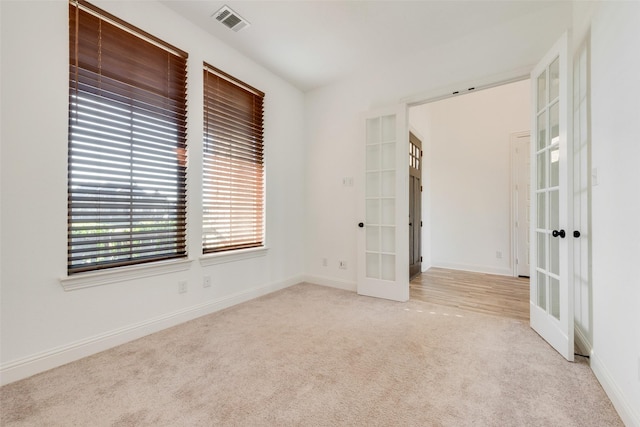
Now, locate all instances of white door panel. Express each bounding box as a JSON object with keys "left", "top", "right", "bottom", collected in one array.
[
  {"left": 512, "top": 133, "right": 531, "bottom": 277},
  {"left": 530, "top": 32, "right": 574, "bottom": 361},
  {"left": 358, "top": 106, "right": 409, "bottom": 302}
]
